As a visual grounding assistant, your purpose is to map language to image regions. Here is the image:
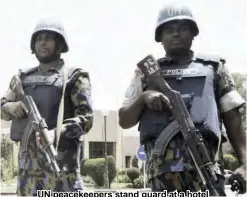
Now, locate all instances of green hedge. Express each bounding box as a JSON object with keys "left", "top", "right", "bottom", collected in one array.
[
  {"left": 126, "top": 167, "right": 140, "bottom": 183},
  {"left": 1, "top": 137, "right": 18, "bottom": 181},
  {"left": 223, "top": 154, "right": 239, "bottom": 171},
  {"left": 131, "top": 156, "right": 138, "bottom": 168},
  {"left": 116, "top": 174, "right": 131, "bottom": 183},
  {"left": 133, "top": 175, "right": 144, "bottom": 188},
  {"left": 125, "top": 175, "right": 146, "bottom": 188},
  {"left": 80, "top": 158, "right": 88, "bottom": 176},
  {"left": 84, "top": 156, "right": 117, "bottom": 187},
  {"left": 117, "top": 168, "right": 127, "bottom": 176},
  {"left": 1, "top": 137, "right": 13, "bottom": 162}
]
